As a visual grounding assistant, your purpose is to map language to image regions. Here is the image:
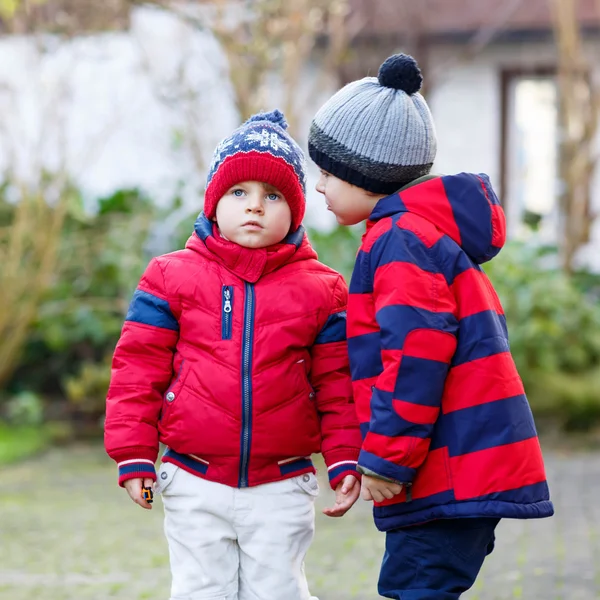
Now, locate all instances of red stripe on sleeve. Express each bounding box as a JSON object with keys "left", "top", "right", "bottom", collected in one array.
[
  {"left": 450, "top": 437, "right": 547, "bottom": 500},
  {"left": 396, "top": 213, "right": 444, "bottom": 248},
  {"left": 443, "top": 352, "right": 525, "bottom": 413},
  {"left": 393, "top": 399, "right": 440, "bottom": 425},
  {"left": 400, "top": 178, "right": 462, "bottom": 245},
  {"left": 362, "top": 217, "right": 393, "bottom": 253},
  {"left": 451, "top": 268, "right": 504, "bottom": 319},
  {"left": 403, "top": 329, "right": 457, "bottom": 363},
  {"left": 347, "top": 293, "right": 379, "bottom": 338},
  {"left": 374, "top": 262, "right": 454, "bottom": 314},
  {"left": 352, "top": 377, "right": 378, "bottom": 422},
  {"left": 363, "top": 431, "right": 430, "bottom": 469},
  {"left": 378, "top": 349, "right": 402, "bottom": 393}
]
